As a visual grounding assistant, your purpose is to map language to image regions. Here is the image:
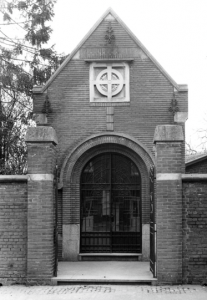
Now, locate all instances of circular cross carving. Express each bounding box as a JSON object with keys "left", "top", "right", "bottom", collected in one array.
[{"left": 96, "top": 66, "right": 124, "bottom": 98}]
